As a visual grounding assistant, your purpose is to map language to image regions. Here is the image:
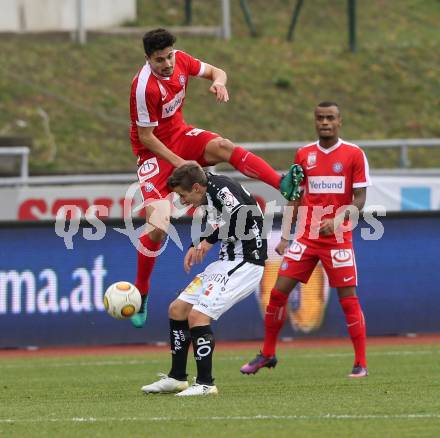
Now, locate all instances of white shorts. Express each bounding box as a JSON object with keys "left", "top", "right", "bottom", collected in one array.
[{"left": 178, "top": 260, "right": 264, "bottom": 320}]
